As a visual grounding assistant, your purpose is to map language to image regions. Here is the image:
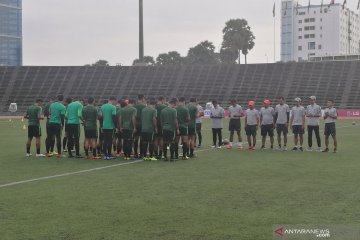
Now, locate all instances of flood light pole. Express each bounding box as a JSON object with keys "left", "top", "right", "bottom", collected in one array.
[{"left": 139, "top": 0, "right": 144, "bottom": 63}]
